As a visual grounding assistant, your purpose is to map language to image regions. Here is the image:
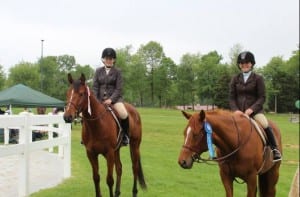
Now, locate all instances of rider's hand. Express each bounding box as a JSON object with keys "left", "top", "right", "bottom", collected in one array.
[
  {"left": 245, "top": 108, "right": 253, "bottom": 116},
  {"left": 234, "top": 110, "right": 244, "bottom": 117},
  {"left": 103, "top": 99, "right": 112, "bottom": 105}
]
